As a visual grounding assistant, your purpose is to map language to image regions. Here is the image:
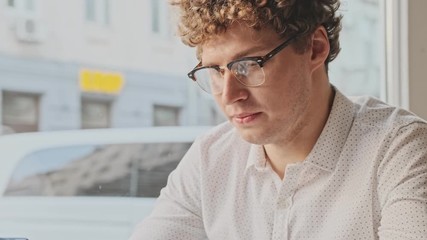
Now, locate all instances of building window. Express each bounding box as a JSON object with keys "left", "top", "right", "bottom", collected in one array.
[
  {"left": 7, "top": 0, "right": 36, "bottom": 12},
  {"left": 85, "top": 0, "right": 96, "bottom": 21},
  {"left": 151, "top": 0, "right": 170, "bottom": 37},
  {"left": 81, "top": 99, "right": 111, "bottom": 129},
  {"left": 151, "top": 0, "right": 159, "bottom": 33},
  {"left": 153, "top": 105, "right": 180, "bottom": 126},
  {"left": 24, "top": 0, "right": 34, "bottom": 11},
  {"left": 2, "top": 91, "right": 39, "bottom": 133},
  {"left": 103, "top": 0, "right": 110, "bottom": 25},
  {"left": 85, "top": 0, "right": 110, "bottom": 25},
  {"left": 7, "top": 0, "right": 15, "bottom": 7}
]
